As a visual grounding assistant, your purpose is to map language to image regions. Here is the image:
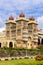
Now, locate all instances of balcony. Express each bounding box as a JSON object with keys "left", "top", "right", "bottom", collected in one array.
[
  {"left": 23, "top": 35, "right": 28, "bottom": 37},
  {"left": 33, "top": 38, "right": 38, "bottom": 42},
  {"left": 16, "top": 36, "right": 22, "bottom": 40},
  {"left": 23, "top": 37, "right": 28, "bottom": 41}
]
